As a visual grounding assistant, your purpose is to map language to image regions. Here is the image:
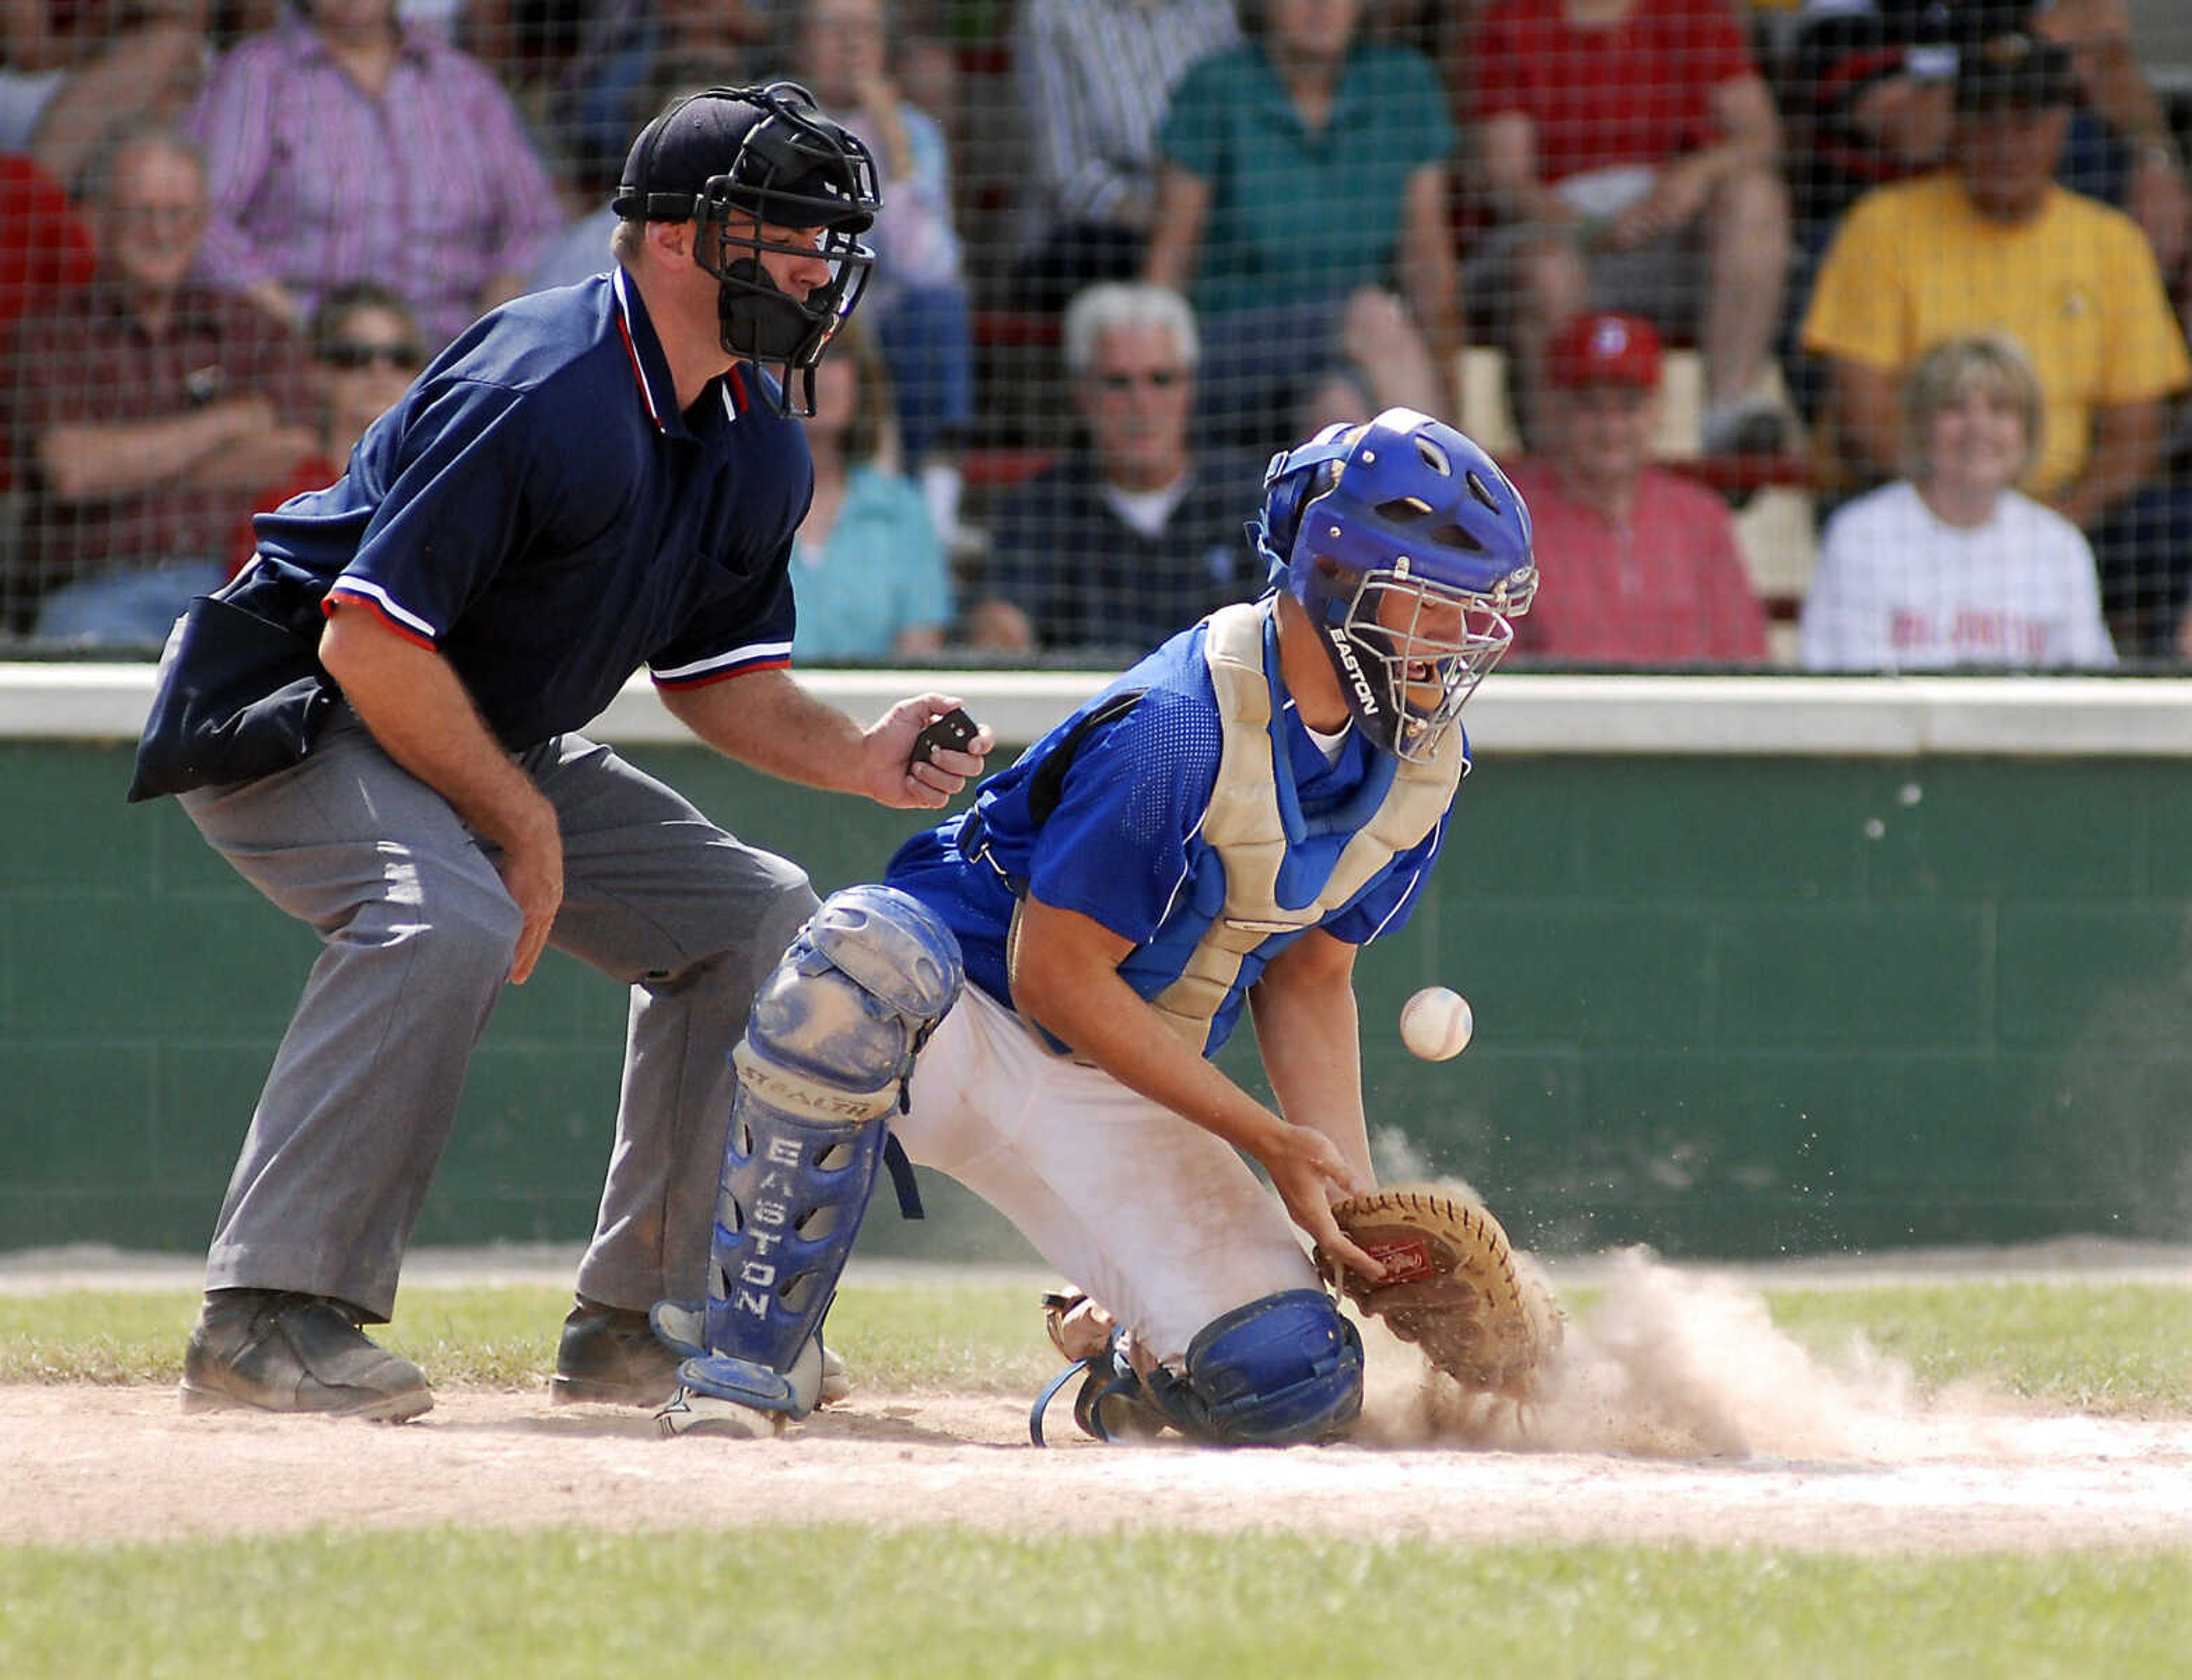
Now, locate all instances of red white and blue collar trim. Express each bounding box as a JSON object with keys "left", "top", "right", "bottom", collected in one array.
[
  {"left": 613, "top": 267, "right": 750, "bottom": 432},
  {"left": 612, "top": 267, "right": 673, "bottom": 433}
]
